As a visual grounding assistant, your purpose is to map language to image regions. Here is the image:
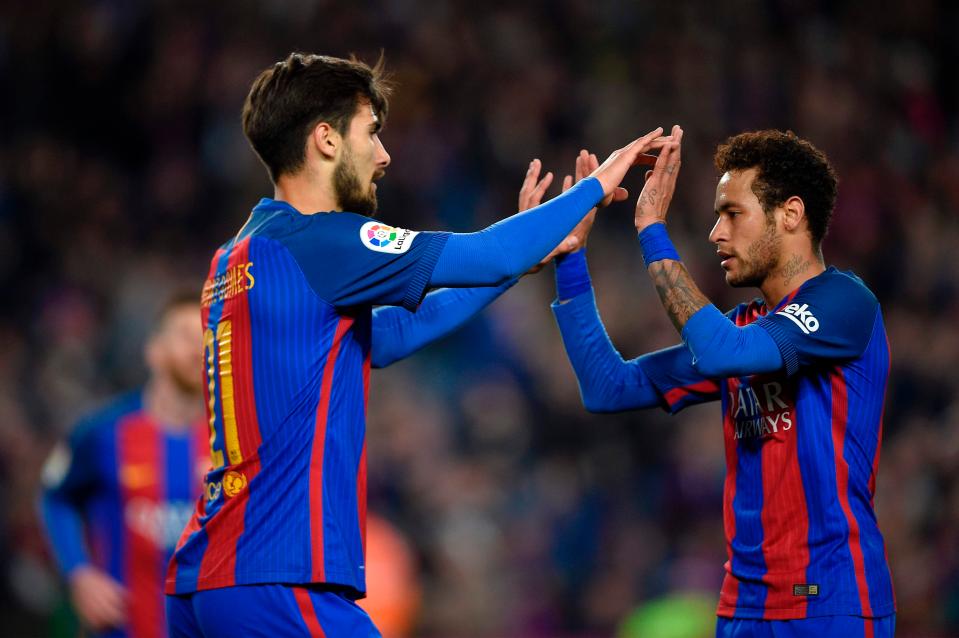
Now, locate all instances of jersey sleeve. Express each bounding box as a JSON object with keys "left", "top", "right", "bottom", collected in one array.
[
  {"left": 551, "top": 282, "right": 721, "bottom": 414},
  {"left": 755, "top": 271, "right": 879, "bottom": 376},
  {"left": 637, "top": 345, "right": 723, "bottom": 414},
  {"left": 278, "top": 212, "right": 451, "bottom": 310},
  {"left": 39, "top": 421, "right": 102, "bottom": 575},
  {"left": 371, "top": 279, "right": 517, "bottom": 368}
]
